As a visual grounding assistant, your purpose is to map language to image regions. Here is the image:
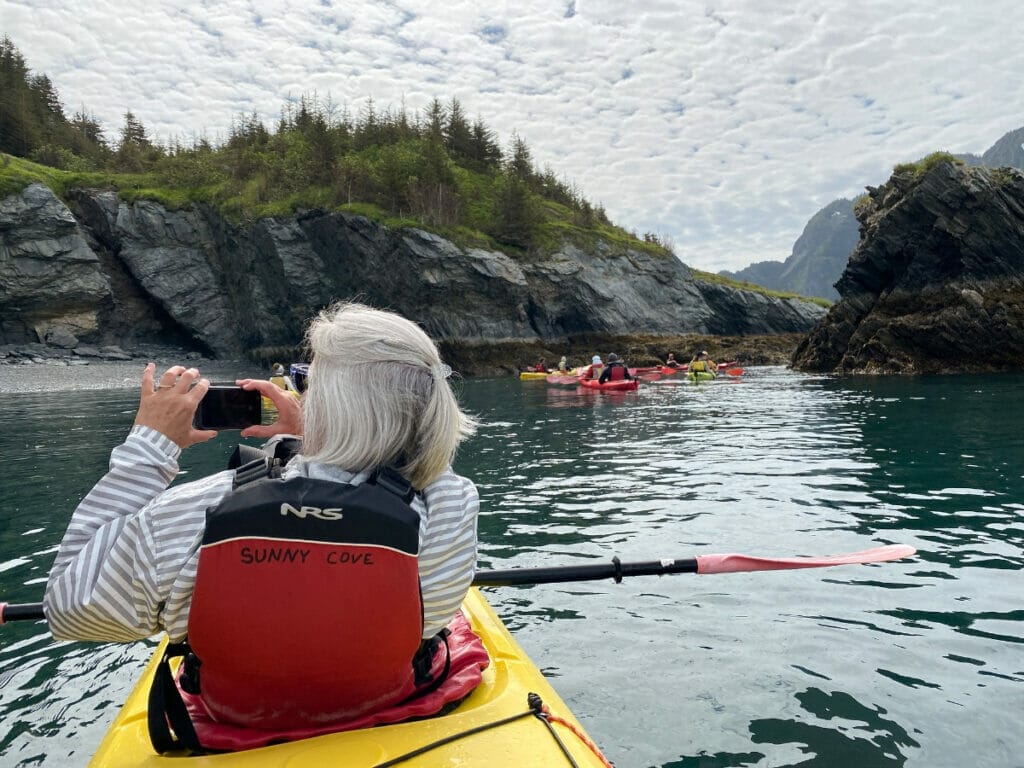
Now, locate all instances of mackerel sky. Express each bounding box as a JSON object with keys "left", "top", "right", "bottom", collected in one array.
[{"left": 3, "top": 0, "right": 1022, "bottom": 271}]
